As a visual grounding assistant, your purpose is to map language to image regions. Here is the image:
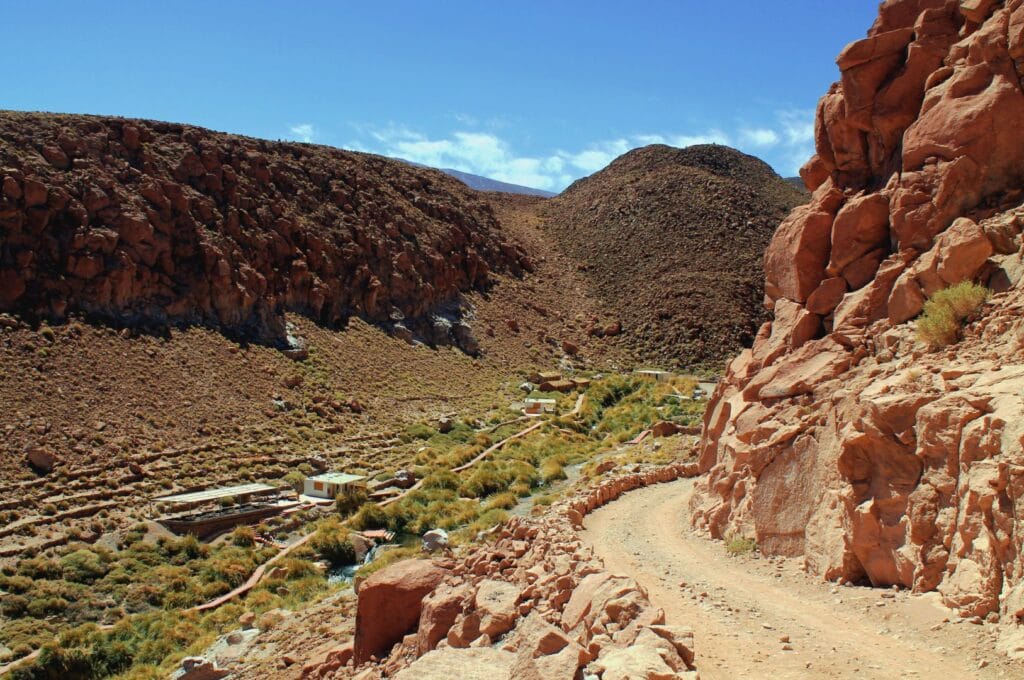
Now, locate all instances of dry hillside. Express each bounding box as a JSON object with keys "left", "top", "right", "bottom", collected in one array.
[{"left": 541, "top": 144, "right": 807, "bottom": 371}]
